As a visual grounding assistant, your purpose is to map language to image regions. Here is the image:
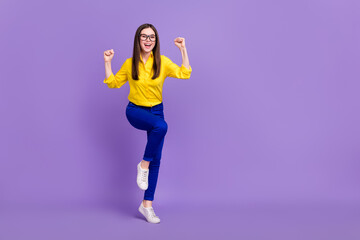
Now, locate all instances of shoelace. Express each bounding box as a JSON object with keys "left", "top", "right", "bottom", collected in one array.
[
  {"left": 147, "top": 207, "right": 157, "bottom": 218},
  {"left": 141, "top": 170, "right": 148, "bottom": 182}
]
